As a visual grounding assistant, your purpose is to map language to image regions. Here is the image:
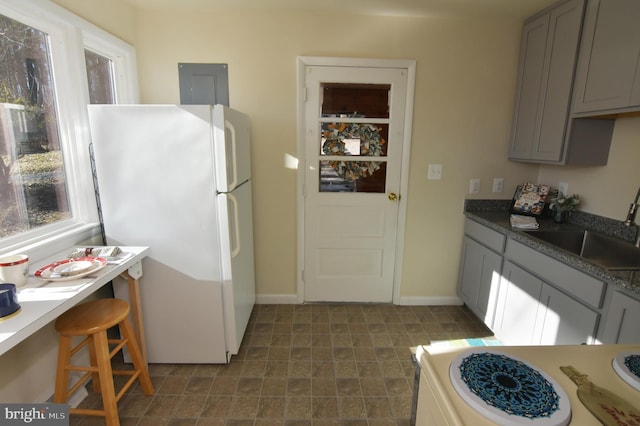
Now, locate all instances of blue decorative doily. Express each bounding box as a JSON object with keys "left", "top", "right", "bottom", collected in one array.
[
  {"left": 614, "top": 352, "right": 640, "bottom": 391},
  {"left": 458, "top": 352, "right": 560, "bottom": 419},
  {"left": 624, "top": 354, "right": 640, "bottom": 379}
]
